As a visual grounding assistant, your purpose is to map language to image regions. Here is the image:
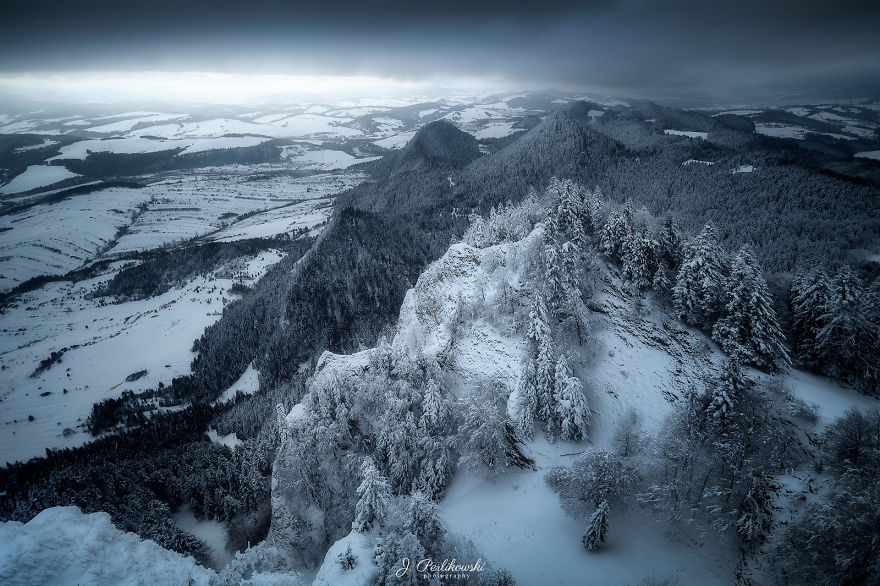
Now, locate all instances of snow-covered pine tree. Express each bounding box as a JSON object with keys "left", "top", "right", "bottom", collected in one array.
[
  {"left": 337, "top": 544, "right": 358, "bottom": 570},
  {"left": 582, "top": 500, "right": 609, "bottom": 551},
  {"left": 652, "top": 265, "right": 672, "bottom": 297},
  {"left": 515, "top": 360, "right": 538, "bottom": 439},
  {"left": 659, "top": 215, "right": 682, "bottom": 270},
  {"left": 353, "top": 457, "right": 391, "bottom": 532},
  {"left": 599, "top": 210, "right": 633, "bottom": 264},
  {"left": 735, "top": 472, "right": 775, "bottom": 544},
  {"left": 712, "top": 246, "right": 790, "bottom": 371},
  {"left": 463, "top": 210, "right": 488, "bottom": 248},
  {"left": 705, "top": 360, "right": 745, "bottom": 422},
  {"left": 459, "top": 385, "right": 509, "bottom": 474},
  {"left": 623, "top": 237, "right": 659, "bottom": 291},
  {"left": 535, "top": 329, "right": 557, "bottom": 429},
  {"left": 527, "top": 293, "right": 551, "bottom": 343},
  {"left": 558, "top": 240, "right": 590, "bottom": 343},
  {"left": 373, "top": 531, "right": 425, "bottom": 586},
  {"left": 587, "top": 187, "right": 604, "bottom": 234},
  {"left": 554, "top": 177, "right": 589, "bottom": 248},
  {"left": 544, "top": 241, "right": 569, "bottom": 315},
  {"left": 555, "top": 358, "right": 589, "bottom": 441},
  {"left": 816, "top": 267, "right": 878, "bottom": 392},
  {"left": 544, "top": 204, "right": 560, "bottom": 246},
  {"left": 406, "top": 490, "right": 446, "bottom": 548},
  {"left": 416, "top": 435, "right": 454, "bottom": 499},
  {"left": 388, "top": 410, "right": 420, "bottom": 490},
  {"left": 673, "top": 223, "right": 727, "bottom": 328},
  {"left": 419, "top": 379, "right": 445, "bottom": 433}
]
